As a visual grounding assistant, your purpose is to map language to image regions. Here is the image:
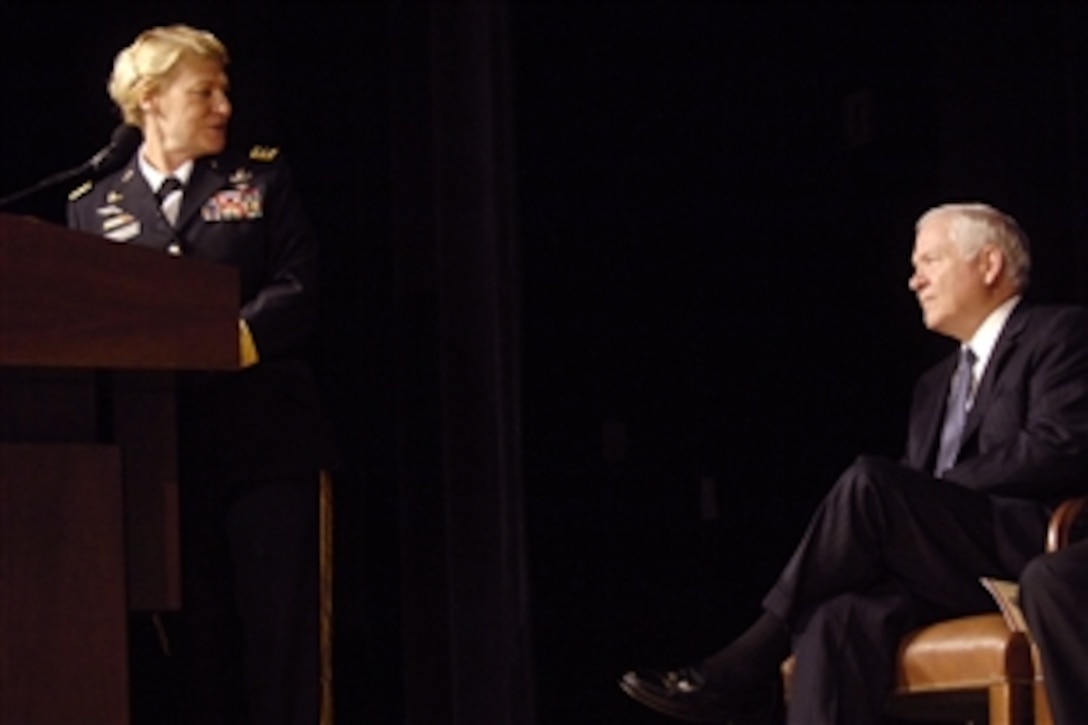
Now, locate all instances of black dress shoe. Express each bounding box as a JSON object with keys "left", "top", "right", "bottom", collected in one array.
[
  {"left": 619, "top": 666, "right": 781, "bottom": 724},
  {"left": 619, "top": 667, "right": 727, "bottom": 723}
]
